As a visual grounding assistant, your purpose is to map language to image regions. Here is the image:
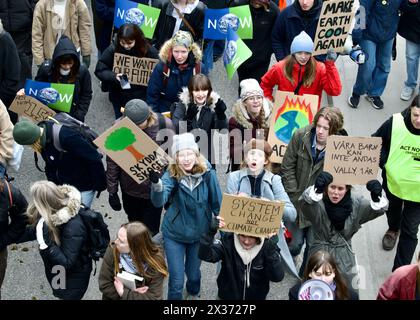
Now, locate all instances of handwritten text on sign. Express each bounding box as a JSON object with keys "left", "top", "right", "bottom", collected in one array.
[
  {"left": 9, "top": 95, "right": 56, "bottom": 122},
  {"left": 113, "top": 53, "right": 159, "bottom": 86},
  {"left": 313, "top": 0, "right": 355, "bottom": 55},
  {"left": 324, "top": 135, "right": 382, "bottom": 184},
  {"left": 220, "top": 194, "right": 284, "bottom": 237}
]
